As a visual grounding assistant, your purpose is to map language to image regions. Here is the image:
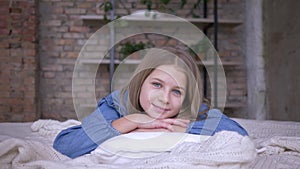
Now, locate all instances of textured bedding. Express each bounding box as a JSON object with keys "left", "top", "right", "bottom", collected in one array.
[
  {"left": 0, "top": 118, "right": 299, "bottom": 169},
  {"left": 233, "top": 118, "right": 300, "bottom": 169}
]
